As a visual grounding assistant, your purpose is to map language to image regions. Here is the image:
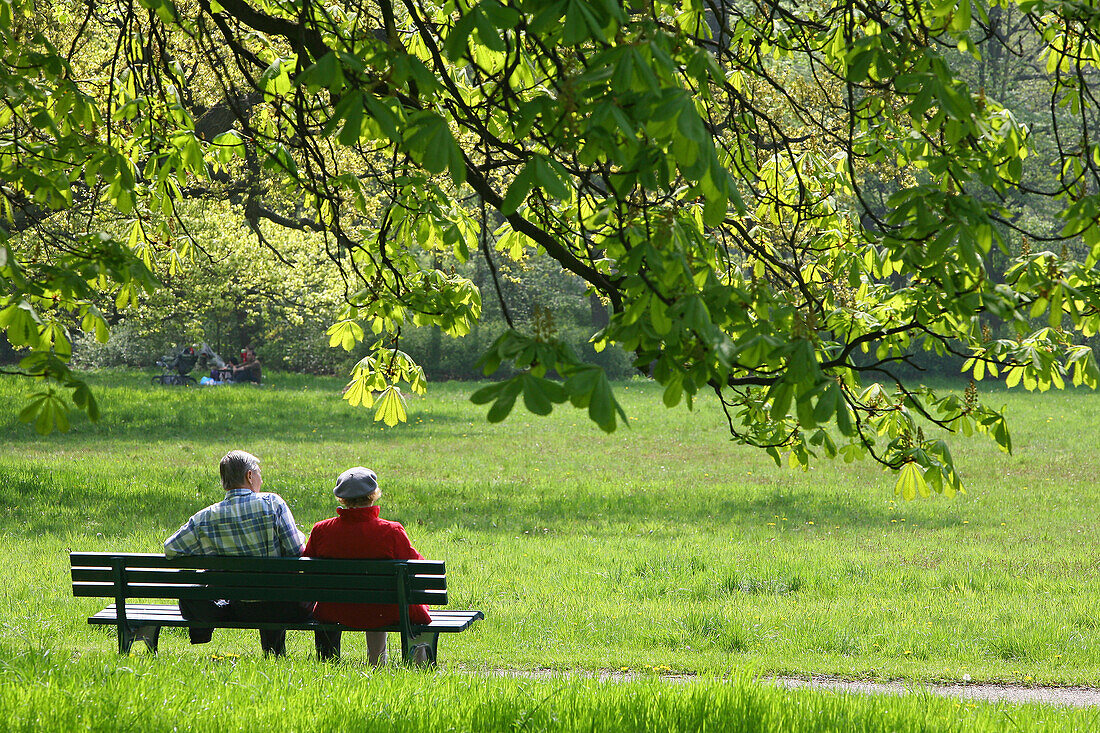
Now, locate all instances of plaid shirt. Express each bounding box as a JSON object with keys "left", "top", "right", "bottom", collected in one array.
[{"left": 164, "top": 488, "right": 306, "bottom": 558}]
